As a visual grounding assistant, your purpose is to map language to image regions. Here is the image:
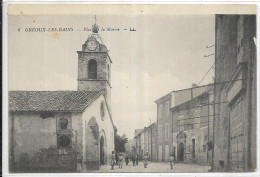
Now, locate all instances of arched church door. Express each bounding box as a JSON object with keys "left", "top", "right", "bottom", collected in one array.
[
  {"left": 178, "top": 143, "right": 184, "bottom": 161},
  {"left": 192, "top": 139, "right": 195, "bottom": 158},
  {"left": 100, "top": 136, "right": 105, "bottom": 165},
  {"left": 85, "top": 117, "right": 100, "bottom": 170}
]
